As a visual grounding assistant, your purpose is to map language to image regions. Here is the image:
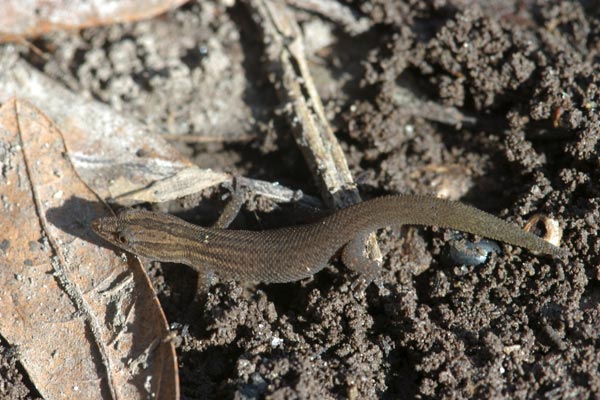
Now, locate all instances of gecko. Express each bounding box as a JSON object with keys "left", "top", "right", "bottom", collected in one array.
[{"left": 91, "top": 195, "right": 565, "bottom": 284}]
